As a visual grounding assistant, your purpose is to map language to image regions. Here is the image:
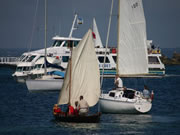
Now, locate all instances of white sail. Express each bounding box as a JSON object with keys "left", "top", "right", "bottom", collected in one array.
[
  {"left": 92, "top": 18, "right": 103, "bottom": 48},
  {"left": 57, "top": 29, "right": 100, "bottom": 107},
  {"left": 117, "top": 0, "right": 148, "bottom": 75}
]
